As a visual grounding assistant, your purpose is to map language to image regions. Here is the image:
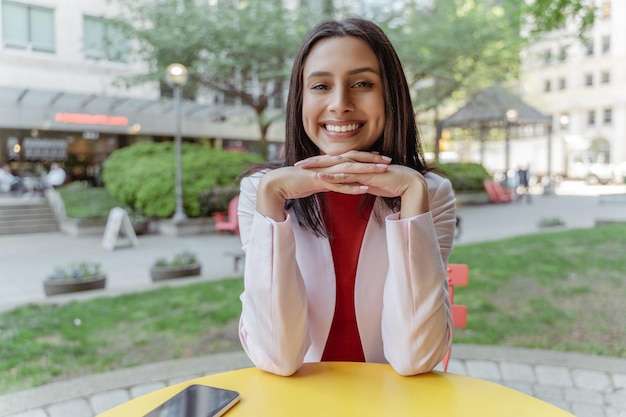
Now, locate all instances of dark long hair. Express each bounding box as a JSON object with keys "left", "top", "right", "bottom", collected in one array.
[{"left": 244, "top": 17, "right": 433, "bottom": 237}]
